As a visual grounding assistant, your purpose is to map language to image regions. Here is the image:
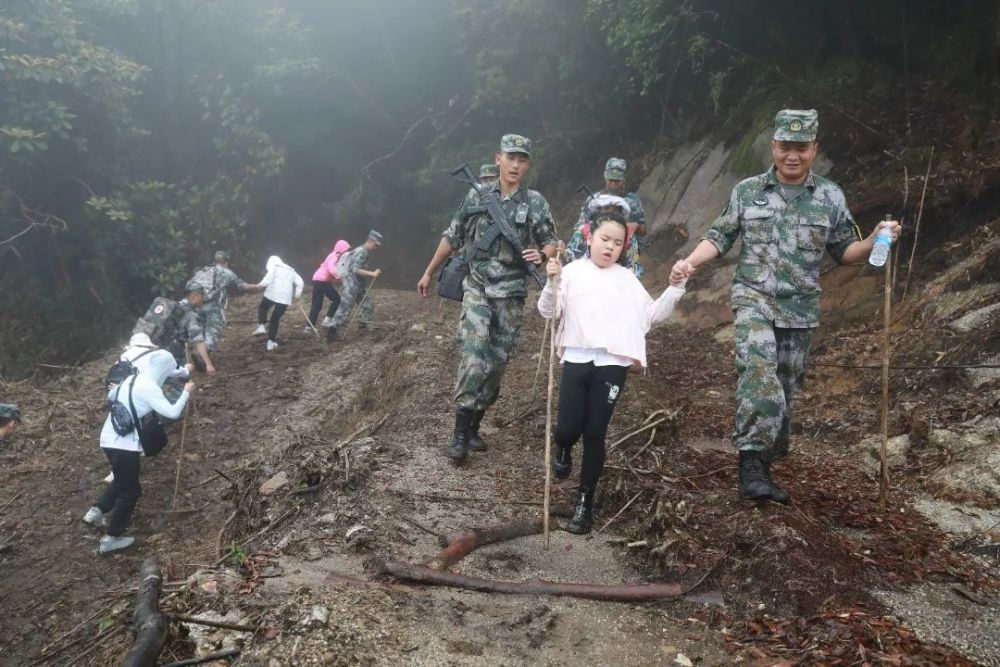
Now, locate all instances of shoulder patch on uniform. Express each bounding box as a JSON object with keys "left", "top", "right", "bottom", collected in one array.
[{"left": 154, "top": 304, "right": 164, "bottom": 315}]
